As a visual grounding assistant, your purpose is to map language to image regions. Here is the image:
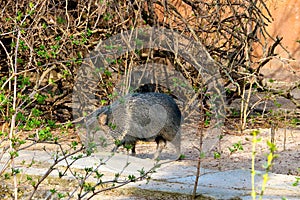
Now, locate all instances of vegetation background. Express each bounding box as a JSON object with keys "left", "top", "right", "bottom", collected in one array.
[{"left": 0, "top": 0, "right": 299, "bottom": 199}]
